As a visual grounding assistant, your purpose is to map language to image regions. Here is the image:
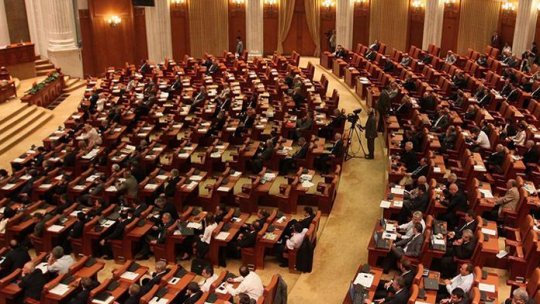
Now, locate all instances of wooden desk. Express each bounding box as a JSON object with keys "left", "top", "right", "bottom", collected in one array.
[
  {"left": 367, "top": 219, "right": 395, "bottom": 266},
  {"left": 21, "top": 74, "right": 65, "bottom": 108},
  {"left": 0, "top": 43, "right": 35, "bottom": 79},
  {"left": 0, "top": 81, "right": 16, "bottom": 103},
  {"left": 342, "top": 266, "right": 383, "bottom": 304}
]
